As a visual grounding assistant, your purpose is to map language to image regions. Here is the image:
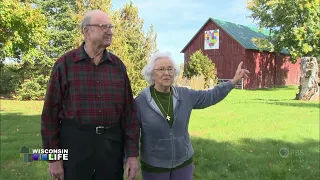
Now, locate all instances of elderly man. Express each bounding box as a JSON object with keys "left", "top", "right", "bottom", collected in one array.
[{"left": 41, "top": 10, "right": 139, "bottom": 180}]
